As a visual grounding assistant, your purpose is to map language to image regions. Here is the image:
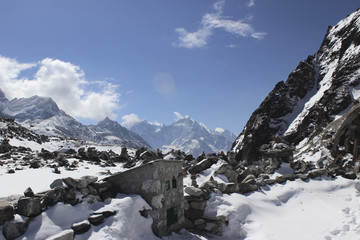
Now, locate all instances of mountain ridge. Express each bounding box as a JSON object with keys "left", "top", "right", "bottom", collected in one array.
[
  {"left": 232, "top": 8, "right": 360, "bottom": 165},
  {"left": 127, "top": 114, "right": 236, "bottom": 157},
  {"left": 0, "top": 91, "right": 151, "bottom": 149}
]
